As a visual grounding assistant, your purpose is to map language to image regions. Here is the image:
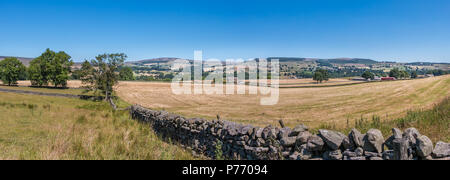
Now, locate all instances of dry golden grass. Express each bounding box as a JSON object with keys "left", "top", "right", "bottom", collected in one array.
[
  {"left": 116, "top": 75, "right": 450, "bottom": 128},
  {"left": 0, "top": 91, "right": 195, "bottom": 160}
]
